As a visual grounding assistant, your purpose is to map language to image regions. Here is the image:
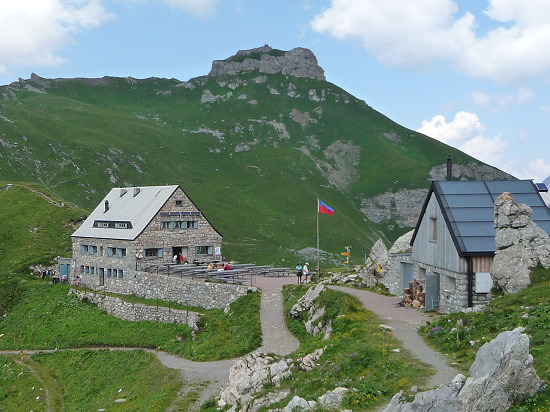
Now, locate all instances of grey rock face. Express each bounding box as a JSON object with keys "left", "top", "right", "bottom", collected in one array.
[
  {"left": 491, "top": 192, "right": 550, "bottom": 293},
  {"left": 360, "top": 189, "right": 428, "bottom": 227},
  {"left": 383, "top": 328, "right": 544, "bottom": 412},
  {"left": 208, "top": 45, "right": 326, "bottom": 81}
]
